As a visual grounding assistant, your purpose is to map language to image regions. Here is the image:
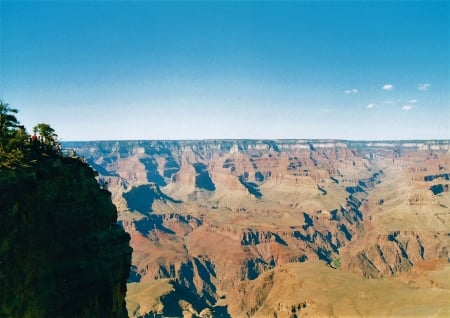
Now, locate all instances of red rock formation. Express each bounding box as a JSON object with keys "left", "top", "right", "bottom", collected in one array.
[{"left": 66, "top": 139, "right": 450, "bottom": 316}]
